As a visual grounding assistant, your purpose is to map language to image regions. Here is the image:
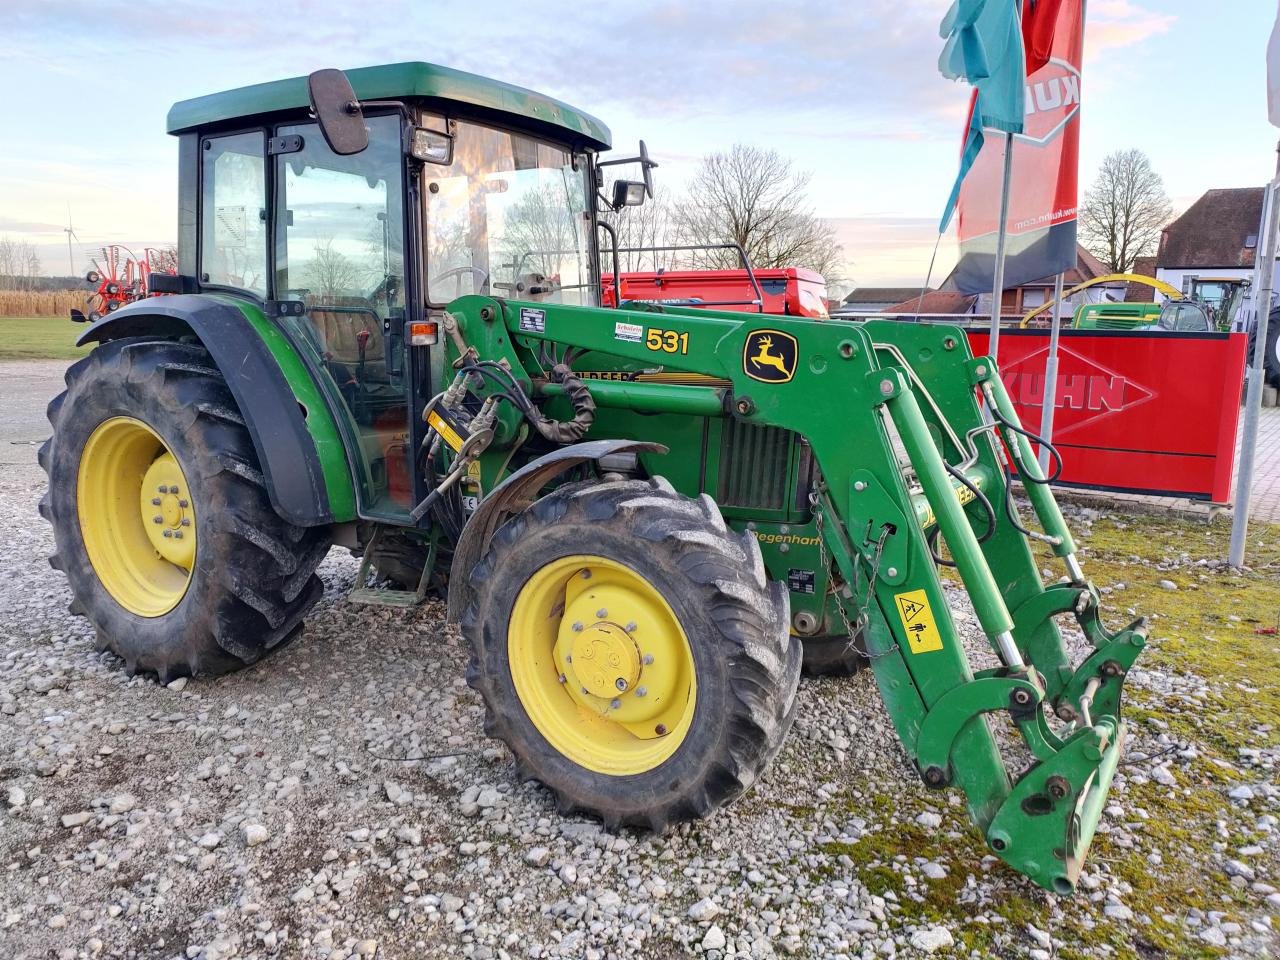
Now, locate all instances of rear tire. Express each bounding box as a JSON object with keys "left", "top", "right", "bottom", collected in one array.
[
  {"left": 463, "top": 477, "right": 802, "bottom": 830},
  {"left": 39, "top": 337, "right": 332, "bottom": 681}
]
